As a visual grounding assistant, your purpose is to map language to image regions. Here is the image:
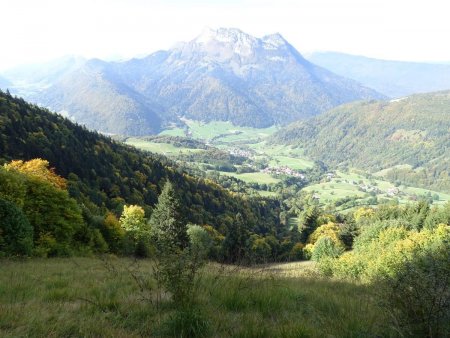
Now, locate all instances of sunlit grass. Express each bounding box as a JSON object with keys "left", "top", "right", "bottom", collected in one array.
[{"left": 0, "top": 257, "right": 394, "bottom": 337}]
